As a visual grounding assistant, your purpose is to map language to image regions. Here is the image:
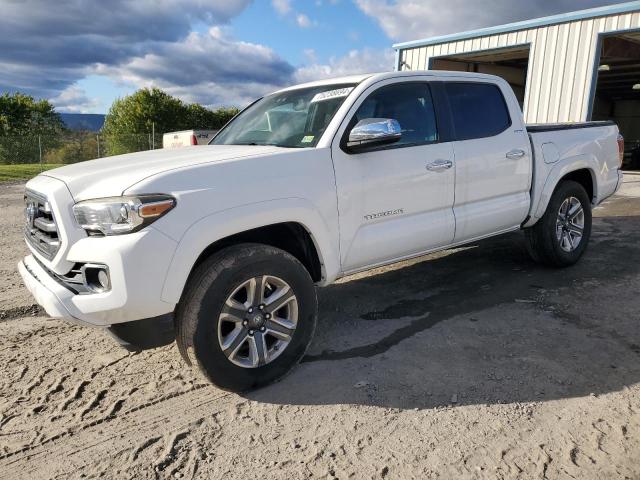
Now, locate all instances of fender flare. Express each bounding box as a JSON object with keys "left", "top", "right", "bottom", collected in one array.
[
  {"left": 524, "top": 155, "right": 598, "bottom": 228},
  {"left": 160, "top": 197, "right": 340, "bottom": 304}
]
